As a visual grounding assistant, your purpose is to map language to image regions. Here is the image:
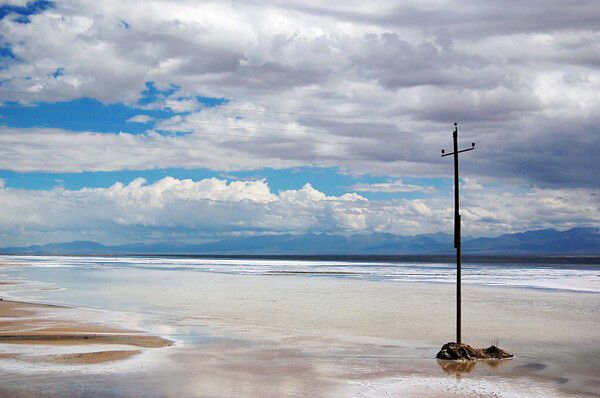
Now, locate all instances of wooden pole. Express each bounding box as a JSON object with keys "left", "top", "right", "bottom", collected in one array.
[
  {"left": 441, "top": 122, "right": 475, "bottom": 344},
  {"left": 453, "top": 123, "right": 461, "bottom": 344}
]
